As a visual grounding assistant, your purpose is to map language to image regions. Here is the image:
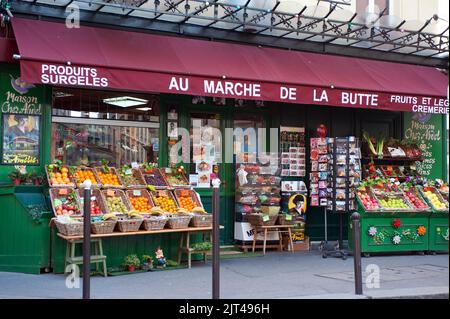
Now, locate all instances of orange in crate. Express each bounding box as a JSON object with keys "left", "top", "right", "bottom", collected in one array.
[
  {"left": 153, "top": 194, "right": 177, "bottom": 213},
  {"left": 74, "top": 169, "right": 98, "bottom": 186},
  {"left": 178, "top": 194, "right": 196, "bottom": 211},
  {"left": 97, "top": 171, "right": 121, "bottom": 186},
  {"left": 129, "top": 196, "right": 153, "bottom": 213}
]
